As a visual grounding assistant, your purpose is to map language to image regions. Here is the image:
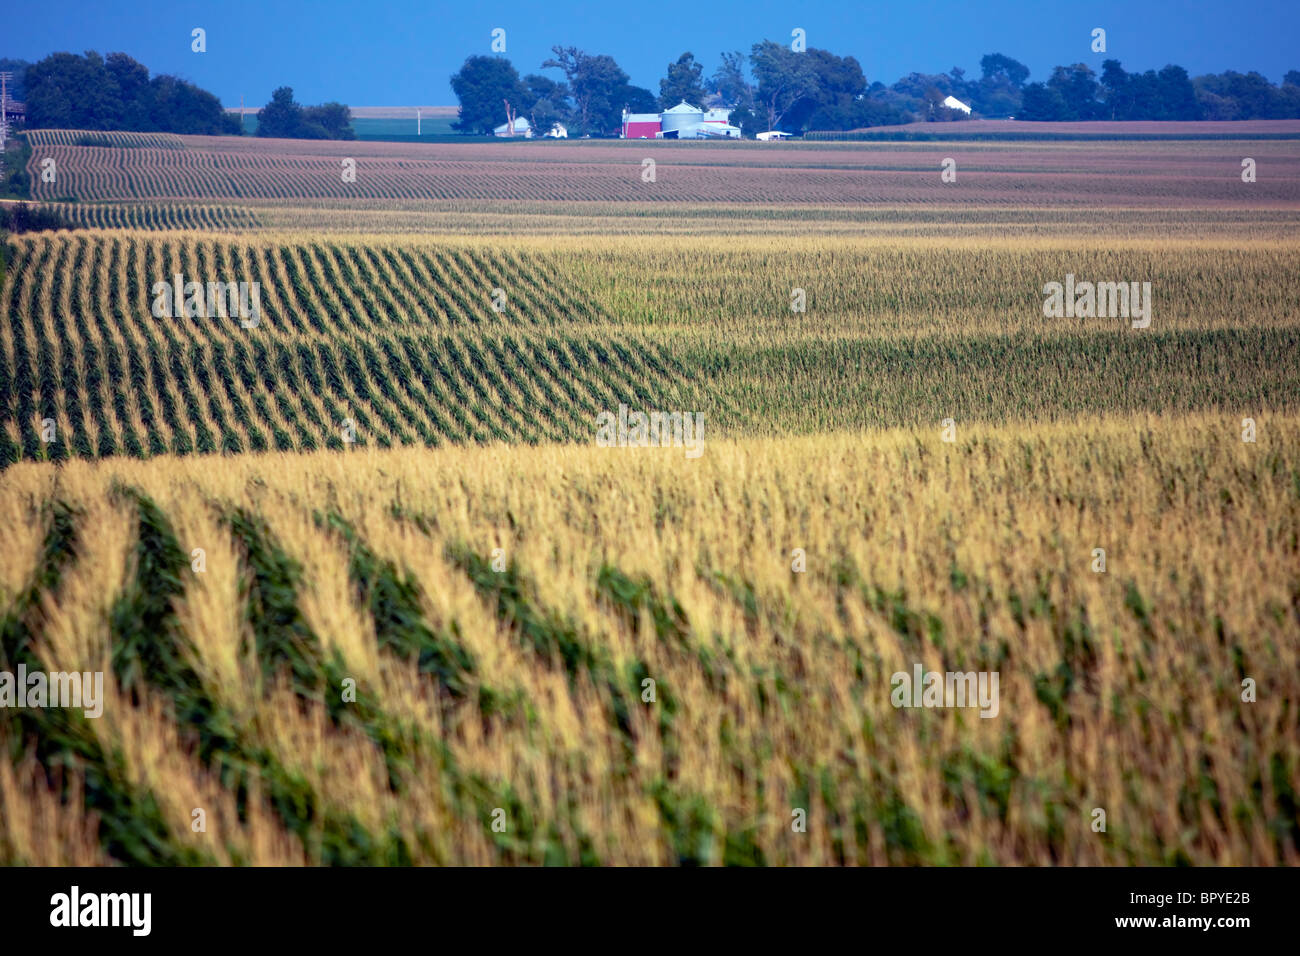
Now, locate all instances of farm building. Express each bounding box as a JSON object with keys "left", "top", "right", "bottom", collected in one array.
[
  {"left": 660, "top": 101, "right": 704, "bottom": 137},
  {"left": 494, "top": 117, "right": 535, "bottom": 137},
  {"left": 943, "top": 95, "right": 972, "bottom": 115},
  {"left": 622, "top": 112, "right": 661, "bottom": 139},
  {"left": 677, "top": 122, "right": 741, "bottom": 139},
  {"left": 622, "top": 102, "right": 738, "bottom": 139}
]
